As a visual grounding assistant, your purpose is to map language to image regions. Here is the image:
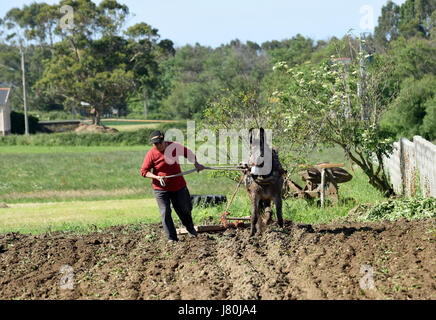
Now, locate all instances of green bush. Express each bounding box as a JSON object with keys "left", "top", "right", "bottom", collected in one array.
[
  {"left": 0, "top": 124, "right": 188, "bottom": 147},
  {"left": 10, "top": 111, "right": 40, "bottom": 134},
  {"left": 348, "top": 197, "right": 436, "bottom": 222},
  {"left": 29, "top": 110, "right": 78, "bottom": 121}
]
